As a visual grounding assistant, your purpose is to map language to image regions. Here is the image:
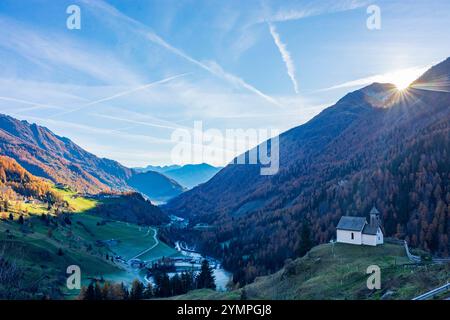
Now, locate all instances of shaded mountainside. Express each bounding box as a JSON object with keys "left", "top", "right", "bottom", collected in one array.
[
  {"left": 88, "top": 192, "right": 170, "bottom": 226},
  {"left": 164, "top": 58, "right": 450, "bottom": 285},
  {"left": 127, "top": 171, "right": 184, "bottom": 202},
  {"left": 163, "top": 163, "right": 222, "bottom": 189}
]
